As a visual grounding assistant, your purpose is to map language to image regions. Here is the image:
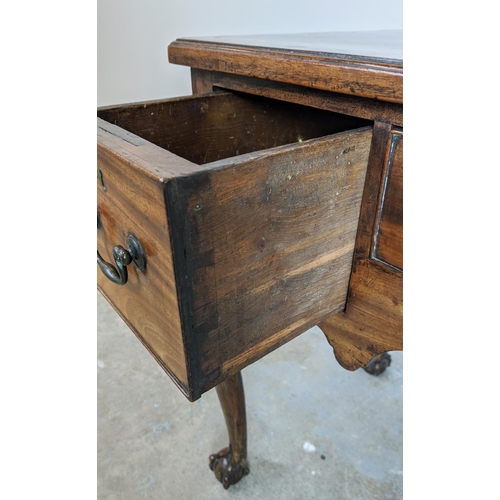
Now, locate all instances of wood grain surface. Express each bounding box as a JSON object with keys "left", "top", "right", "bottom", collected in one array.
[
  {"left": 169, "top": 32, "right": 402, "bottom": 104},
  {"left": 167, "top": 127, "right": 373, "bottom": 396}
]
